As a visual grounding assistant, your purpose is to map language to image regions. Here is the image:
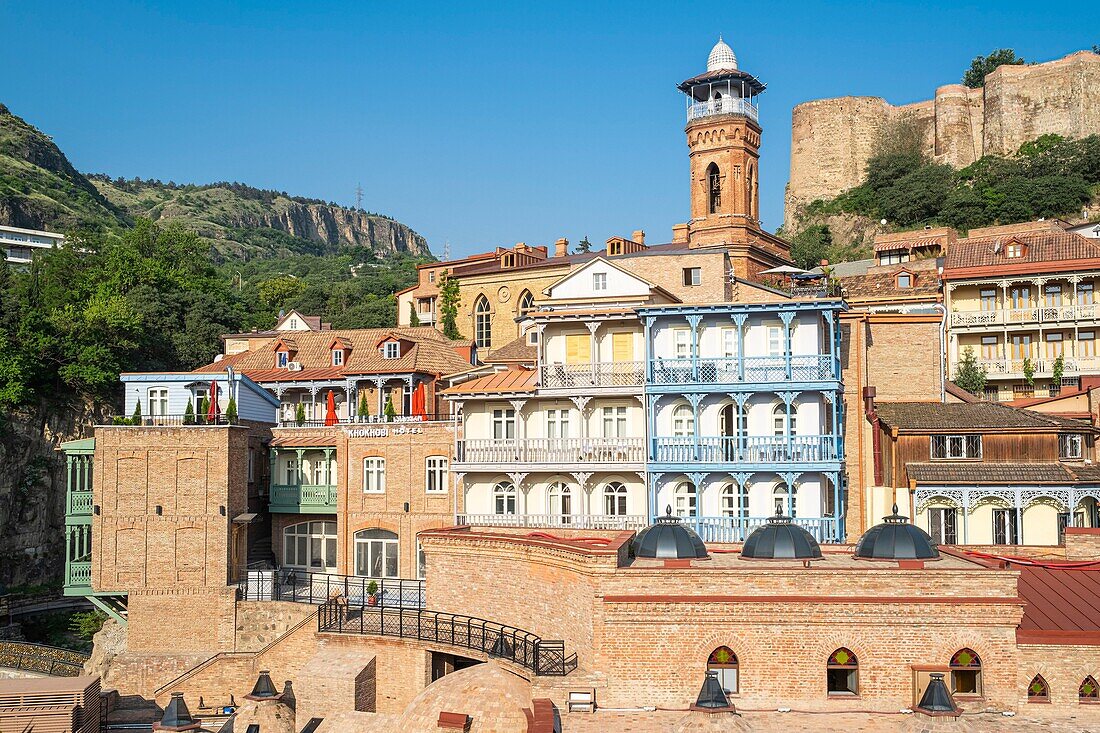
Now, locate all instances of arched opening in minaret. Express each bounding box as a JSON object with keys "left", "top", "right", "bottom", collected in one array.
[
  {"left": 748, "top": 163, "right": 756, "bottom": 218},
  {"left": 707, "top": 163, "right": 721, "bottom": 214}
]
